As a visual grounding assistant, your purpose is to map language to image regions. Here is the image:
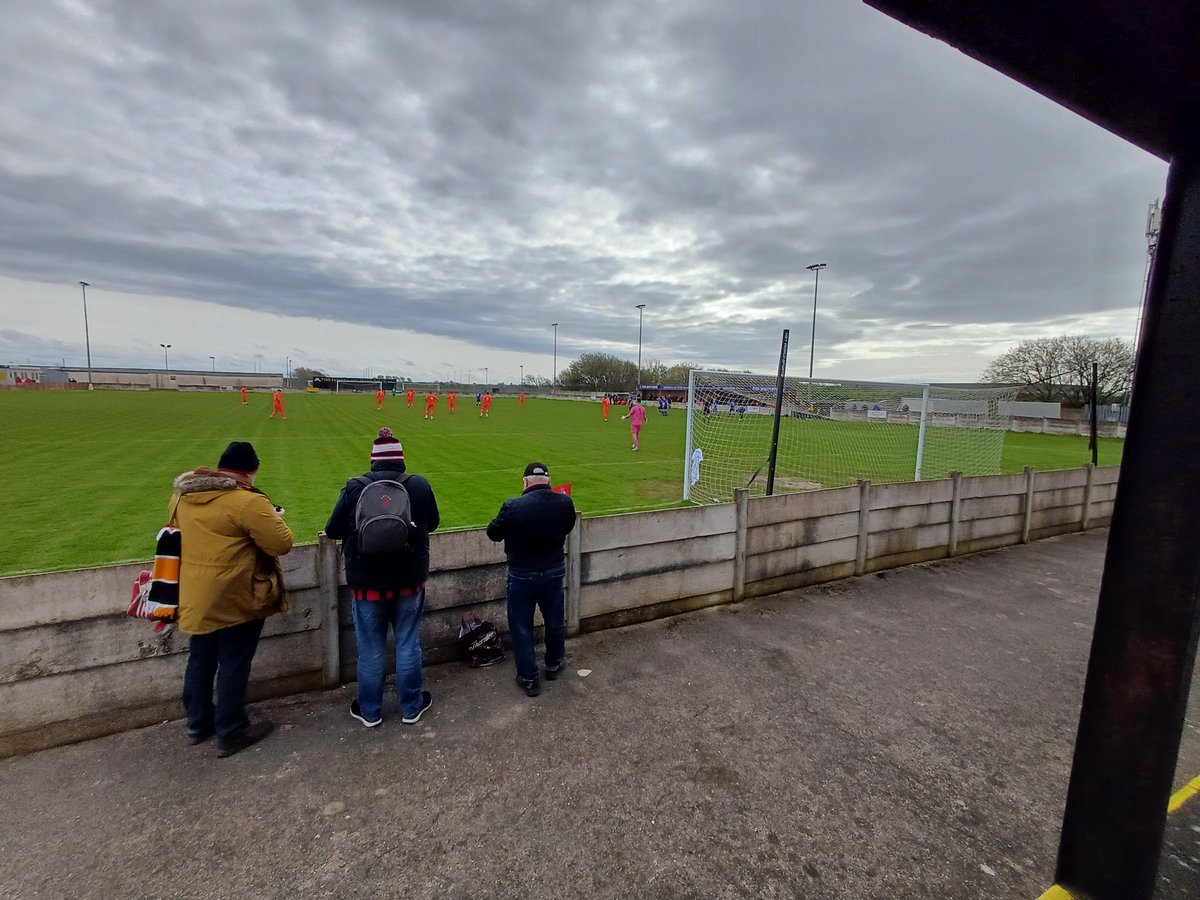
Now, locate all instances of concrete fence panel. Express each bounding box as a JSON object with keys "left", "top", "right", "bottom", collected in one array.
[
  {"left": 582, "top": 532, "right": 735, "bottom": 585},
  {"left": 869, "top": 479, "right": 955, "bottom": 509},
  {"left": 868, "top": 501, "right": 953, "bottom": 534},
  {"left": 746, "top": 485, "right": 860, "bottom": 527},
  {"left": 745, "top": 511, "right": 860, "bottom": 555},
  {"left": 579, "top": 559, "right": 735, "bottom": 619},
  {"left": 581, "top": 504, "right": 735, "bottom": 552},
  {"left": 744, "top": 535, "right": 859, "bottom": 595}
]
